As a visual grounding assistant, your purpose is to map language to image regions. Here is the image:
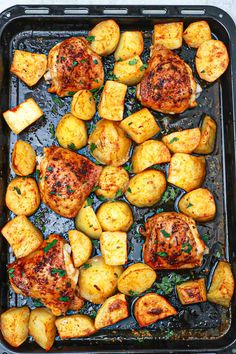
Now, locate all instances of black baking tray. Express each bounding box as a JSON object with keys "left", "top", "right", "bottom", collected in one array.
[{"left": 0, "top": 4, "right": 236, "bottom": 354}]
